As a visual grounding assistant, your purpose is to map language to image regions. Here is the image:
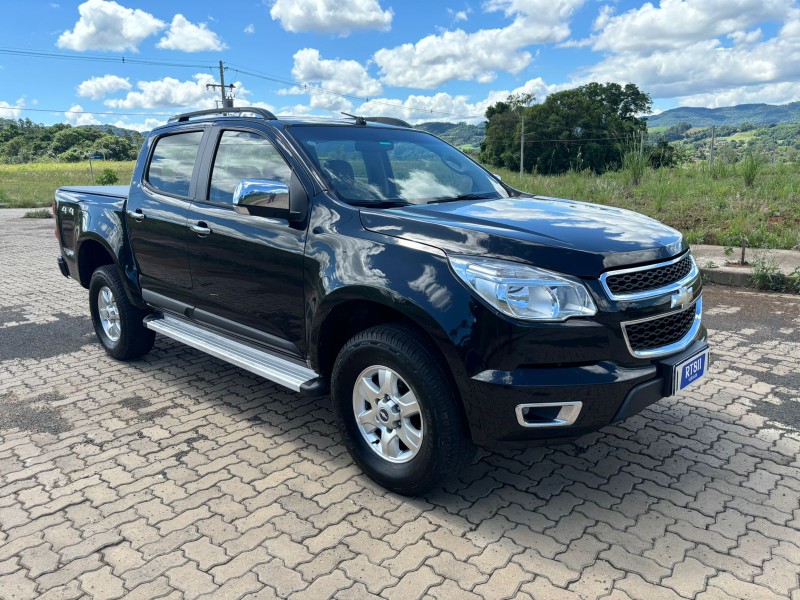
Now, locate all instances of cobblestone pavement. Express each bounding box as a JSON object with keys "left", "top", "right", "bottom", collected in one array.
[{"left": 1, "top": 209, "right": 799, "bottom": 600}]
